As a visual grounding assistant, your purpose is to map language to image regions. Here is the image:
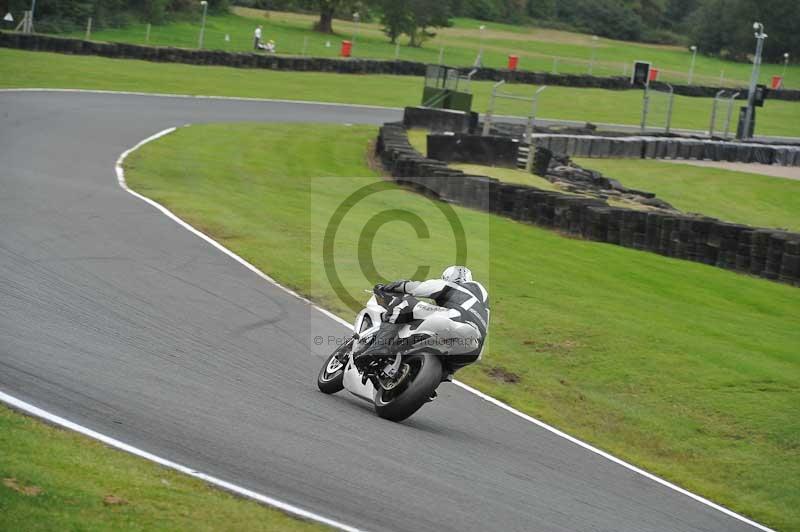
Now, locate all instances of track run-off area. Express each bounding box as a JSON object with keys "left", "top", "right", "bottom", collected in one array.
[{"left": 0, "top": 89, "right": 772, "bottom": 532}]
